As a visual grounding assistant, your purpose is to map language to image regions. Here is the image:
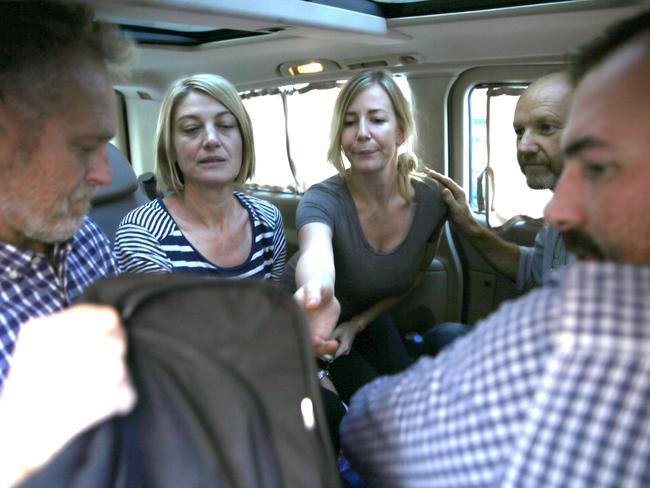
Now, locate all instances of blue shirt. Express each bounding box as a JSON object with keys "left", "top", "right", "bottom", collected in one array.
[
  {"left": 341, "top": 262, "right": 650, "bottom": 487},
  {"left": 114, "top": 193, "right": 287, "bottom": 281},
  {"left": 0, "top": 218, "right": 118, "bottom": 390},
  {"left": 517, "top": 224, "right": 572, "bottom": 291}
]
